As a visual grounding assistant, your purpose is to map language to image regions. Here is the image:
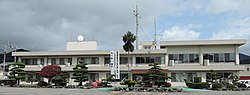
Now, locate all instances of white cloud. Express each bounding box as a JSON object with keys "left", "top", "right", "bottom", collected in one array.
[
  {"left": 211, "top": 17, "right": 250, "bottom": 55},
  {"left": 161, "top": 26, "right": 200, "bottom": 40},
  {"left": 205, "top": 0, "right": 250, "bottom": 16}
]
